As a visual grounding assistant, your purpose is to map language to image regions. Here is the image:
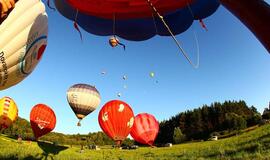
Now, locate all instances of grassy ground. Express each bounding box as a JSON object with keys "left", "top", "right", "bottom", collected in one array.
[{"left": 1, "top": 124, "right": 270, "bottom": 160}]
